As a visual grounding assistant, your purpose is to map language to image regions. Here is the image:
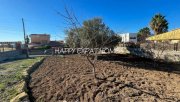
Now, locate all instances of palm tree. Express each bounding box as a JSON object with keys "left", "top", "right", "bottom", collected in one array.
[
  {"left": 150, "top": 14, "right": 168, "bottom": 35},
  {"left": 137, "top": 27, "right": 151, "bottom": 43}
]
